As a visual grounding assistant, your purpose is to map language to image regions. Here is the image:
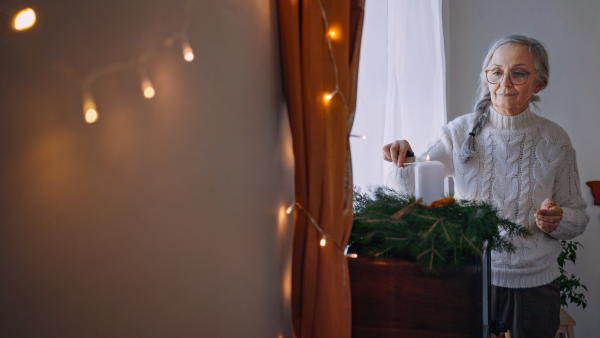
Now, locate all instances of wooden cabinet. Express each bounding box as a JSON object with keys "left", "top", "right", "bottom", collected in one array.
[{"left": 349, "top": 257, "right": 485, "bottom": 338}]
